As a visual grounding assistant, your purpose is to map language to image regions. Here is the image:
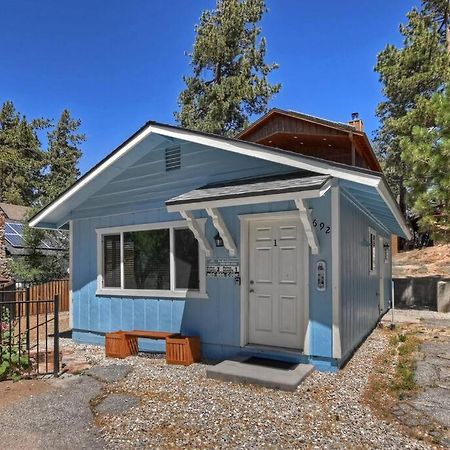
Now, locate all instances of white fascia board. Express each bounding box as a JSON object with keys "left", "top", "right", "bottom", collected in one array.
[
  {"left": 376, "top": 181, "right": 411, "bottom": 239},
  {"left": 148, "top": 124, "right": 382, "bottom": 187},
  {"left": 29, "top": 123, "right": 155, "bottom": 228}
]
